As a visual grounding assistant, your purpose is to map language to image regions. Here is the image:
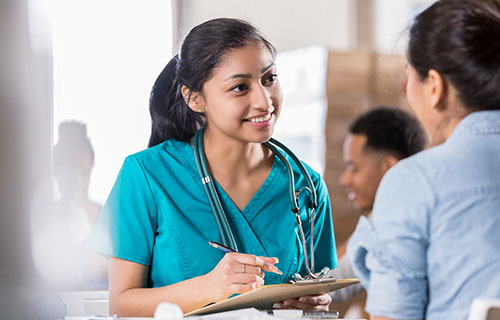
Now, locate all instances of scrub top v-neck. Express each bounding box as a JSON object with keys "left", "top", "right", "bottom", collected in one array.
[{"left": 89, "top": 139, "right": 337, "bottom": 288}]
